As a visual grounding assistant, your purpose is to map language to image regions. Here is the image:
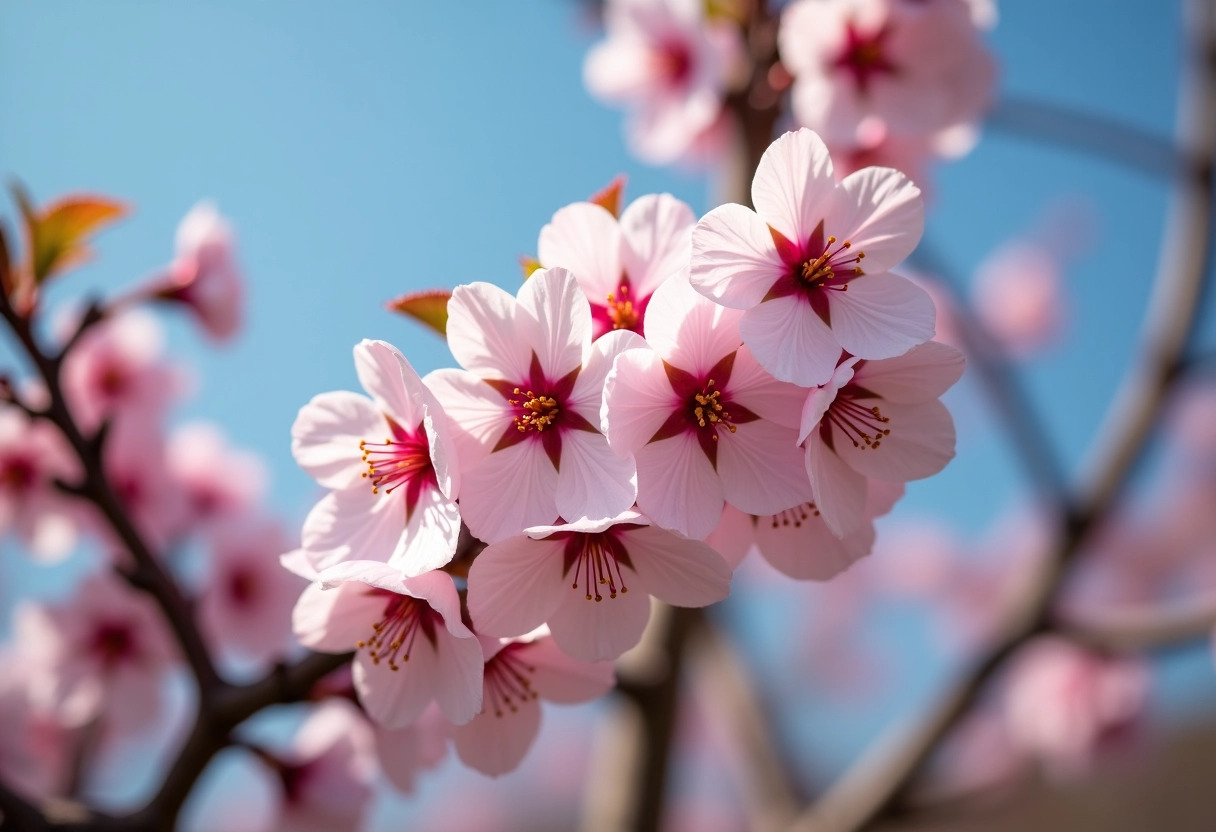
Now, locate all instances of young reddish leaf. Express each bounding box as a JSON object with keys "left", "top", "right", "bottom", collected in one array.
[
  {"left": 13, "top": 185, "right": 128, "bottom": 285},
  {"left": 386, "top": 288, "right": 452, "bottom": 337},
  {"left": 588, "top": 175, "right": 626, "bottom": 218},
  {"left": 519, "top": 255, "right": 543, "bottom": 280}
]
